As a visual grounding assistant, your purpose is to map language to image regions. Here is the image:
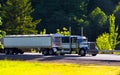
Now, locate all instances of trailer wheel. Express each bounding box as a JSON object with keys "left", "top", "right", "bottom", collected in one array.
[
  {"left": 42, "top": 50, "right": 48, "bottom": 55},
  {"left": 18, "top": 49, "right": 24, "bottom": 54},
  {"left": 20, "top": 52, "right": 24, "bottom": 54},
  {"left": 79, "top": 49, "right": 86, "bottom": 56},
  {"left": 4, "top": 49, "right": 9, "bottom": 55}
]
